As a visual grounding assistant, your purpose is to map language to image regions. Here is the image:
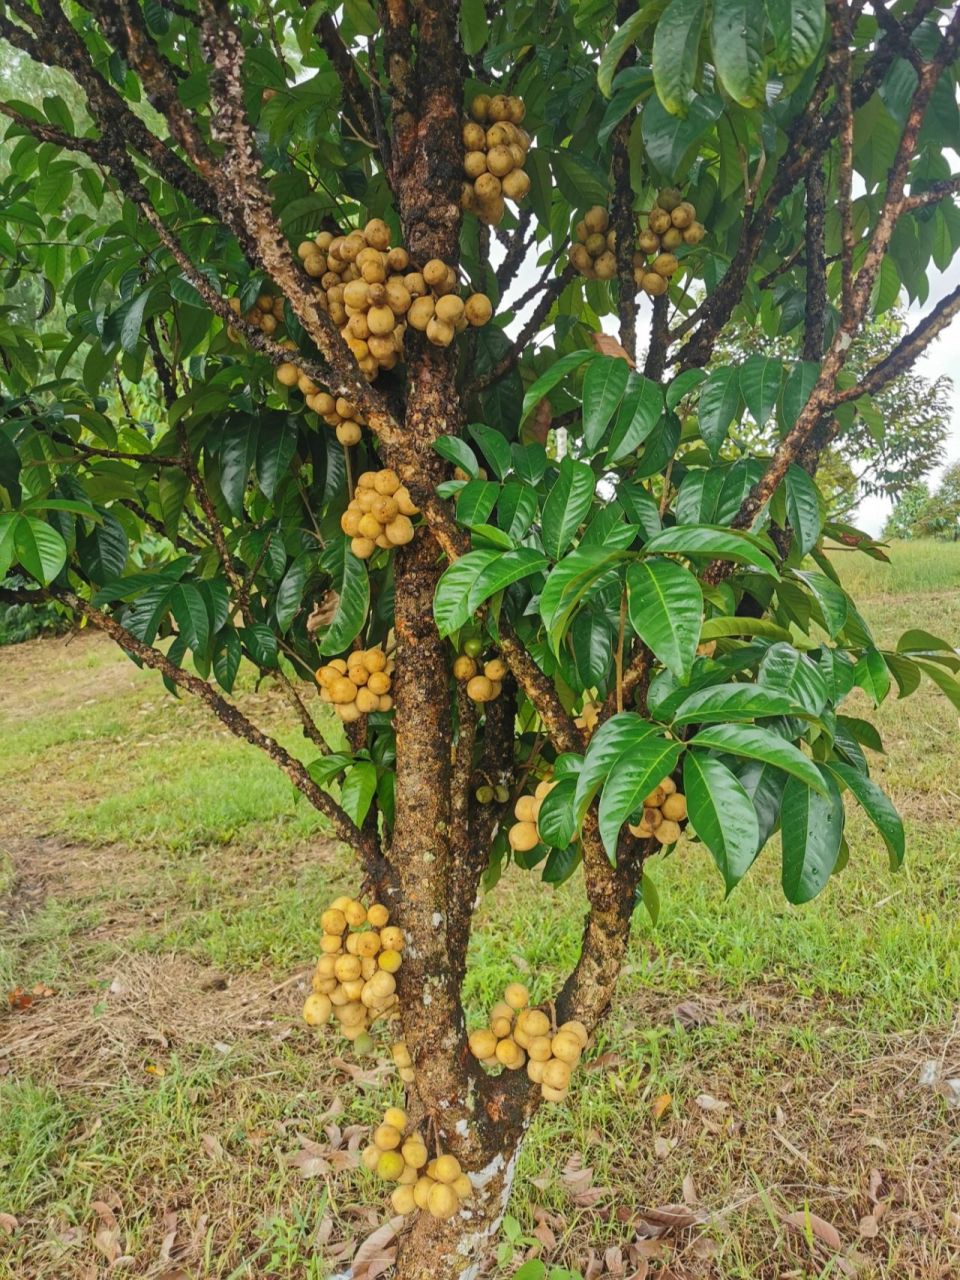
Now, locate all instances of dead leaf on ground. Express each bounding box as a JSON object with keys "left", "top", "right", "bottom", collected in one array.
[
  {"left": 634, "top": 1204, "right": 708, "bottom": 1238},
  {"left": 586, "top": 1051, "right": 622, "bottom": 1072},
  {"left": 694, "top": 1093, "right": 728, "bottom": 1113},
  {"left": 651, "top": 1093, "right": 672, "bottom": 1121},
  {"left": 200, "top": 1132, "right": 226, "bottom": 1160},
  {"left": 859, "top": 1214, "right": 880, "bottom": 1238},
  {"left": 681, "top": 1173, "right": 698, "bottom": 1205},
  {"left": 782, "top": 1209, "right": 843, "bottom": 1252},
  {"left": 603, "top": 1243, "right": 625, "bottom": 1274},
  {"left": 671, "top": 1000, "right": 712, "bottom": 1030},
  {"left": 329, "top": 1056, "right": 388, "bottom": 1086},
  {"left": 91, "top": 1201, "right": 121, "bottom": 1262},
  {"left": 590, "top": 331, "right": 635, "bottom": 367},
  {"left": 351, "top": 1216, "right": 404, "bottom": 1279},
  {"left": 0, "top": 1213, "right": 18, "bottom": 1235},
  {"left": 532, "top": 1218, "right": 557, "bottom": 1250},
  {"left": 653, "top": 1136, "right": 676, "bottom": 1159},
  {"left": 562, "top": 1153, "right": 594, "bottom": 1195}
]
